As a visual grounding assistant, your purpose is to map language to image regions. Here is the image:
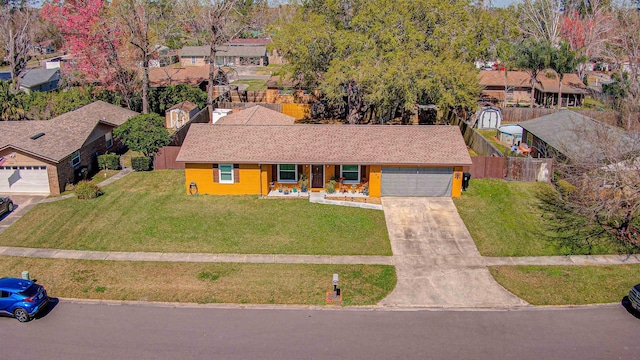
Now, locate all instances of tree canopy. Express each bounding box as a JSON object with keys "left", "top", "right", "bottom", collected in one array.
[
  {"left": 113, "top": 113, "right": 170, "bottom": 157},
  {"left": 271, "top": 0, "right": 489, "bottom": 123}
]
